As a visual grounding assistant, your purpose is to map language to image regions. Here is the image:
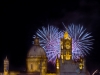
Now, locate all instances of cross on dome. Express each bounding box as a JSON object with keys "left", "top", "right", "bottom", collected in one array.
[{"left": 34, "top": 35, "right": 40, "bottom": 45}]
